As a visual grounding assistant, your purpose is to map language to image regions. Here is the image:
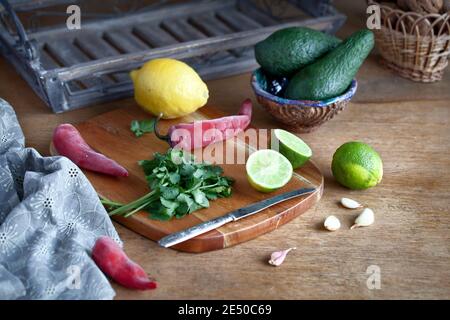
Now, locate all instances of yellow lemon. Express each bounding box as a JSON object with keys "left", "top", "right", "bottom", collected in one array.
[{"left": 130, "top": 58, "right": 209, "bottom": 119}]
